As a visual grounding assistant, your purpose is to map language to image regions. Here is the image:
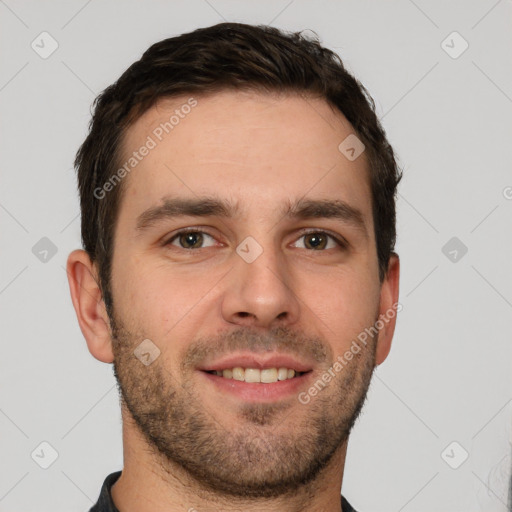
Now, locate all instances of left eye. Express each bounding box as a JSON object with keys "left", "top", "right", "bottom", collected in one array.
[
  {"left": 292, "top": 231, "right": 345, "bottom": 251},
  {"left": 165, "top": 229, "right": 346, "bottom": 251}
]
